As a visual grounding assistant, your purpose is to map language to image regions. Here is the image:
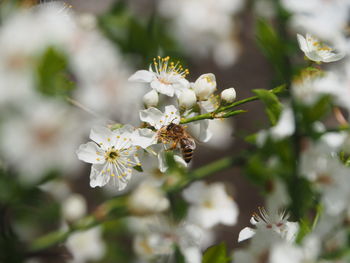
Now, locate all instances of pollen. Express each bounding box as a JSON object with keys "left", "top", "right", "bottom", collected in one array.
[{"left": 151, "top": 56, "right": 189, "bottom": 79}]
